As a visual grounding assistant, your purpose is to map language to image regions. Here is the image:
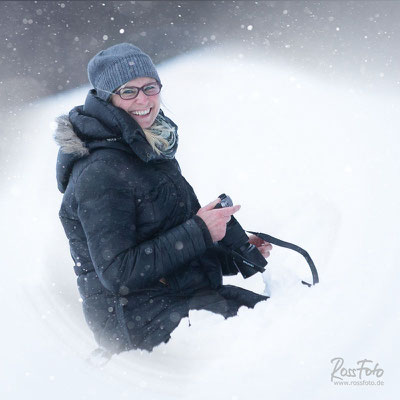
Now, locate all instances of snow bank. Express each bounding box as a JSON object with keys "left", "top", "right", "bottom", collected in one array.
[{"left": 1, "top": 46, "right": 398, "bottom": 399}]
